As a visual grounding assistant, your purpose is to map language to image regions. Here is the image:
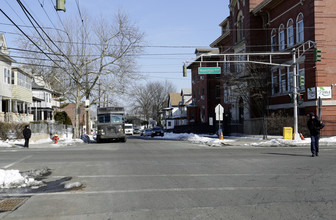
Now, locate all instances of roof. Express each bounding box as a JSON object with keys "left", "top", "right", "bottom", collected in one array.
[
  {"left": 169, "top": 93, "right": 182, "bottom": 107},
  {"left": 195, "top": 48, "right": 219, "bottom": 57},
  {"left": 252, "top": 0, "right": 283, "bottom": 14},
  {"left": 181, "top": 88, "right": 191, "bottom": 96}
]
